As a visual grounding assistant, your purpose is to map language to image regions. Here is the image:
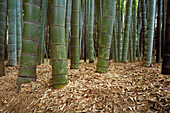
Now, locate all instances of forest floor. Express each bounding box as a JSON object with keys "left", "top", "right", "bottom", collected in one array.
[{"left": 0, "top": 60, "right": 169, "bottom": 113}]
